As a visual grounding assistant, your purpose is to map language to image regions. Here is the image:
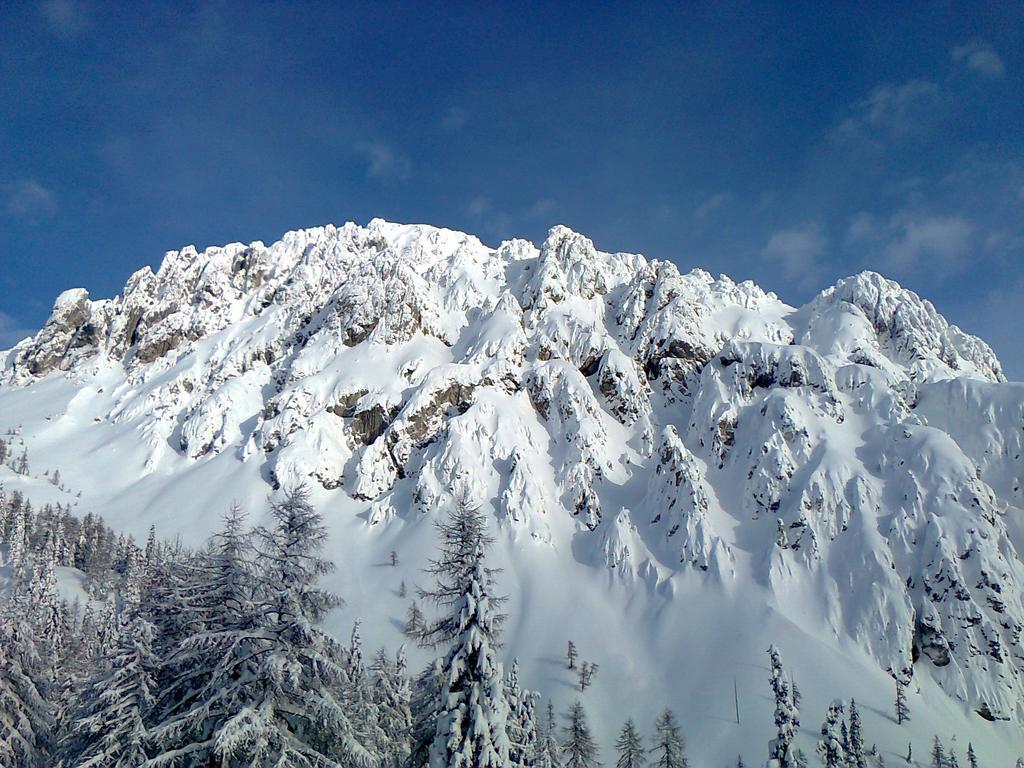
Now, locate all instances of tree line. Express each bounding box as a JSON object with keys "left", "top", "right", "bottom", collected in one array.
[{"left": 0, "top": 486, "right": 1000, "bottom": 767}]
